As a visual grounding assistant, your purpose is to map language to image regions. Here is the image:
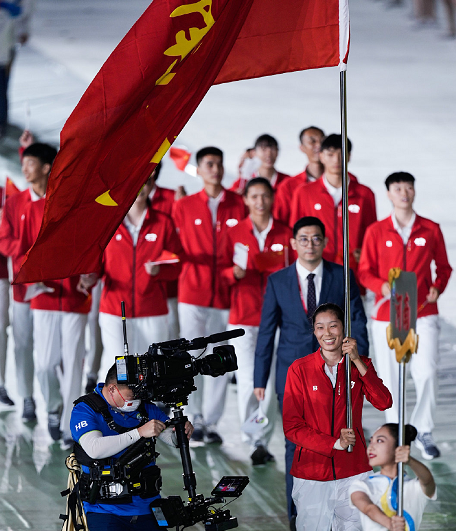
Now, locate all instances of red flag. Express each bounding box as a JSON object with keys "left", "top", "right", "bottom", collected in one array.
[
  {"left": 169, "top": 147, "right": 192, "bottom": 171},
  {"left": 5, "top": 177, "right": 21, "bottom": 198},
  {"left": 16, "top": 0, "right": 349, "bottom": 283}
]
